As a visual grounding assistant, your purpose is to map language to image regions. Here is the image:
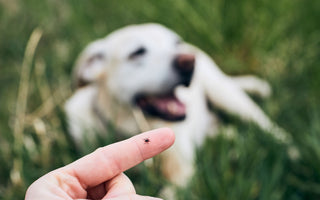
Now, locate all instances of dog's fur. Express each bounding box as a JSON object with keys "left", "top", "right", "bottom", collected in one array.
[{"left": 65, "top": 23, "right": 289, "bottom": 188}]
